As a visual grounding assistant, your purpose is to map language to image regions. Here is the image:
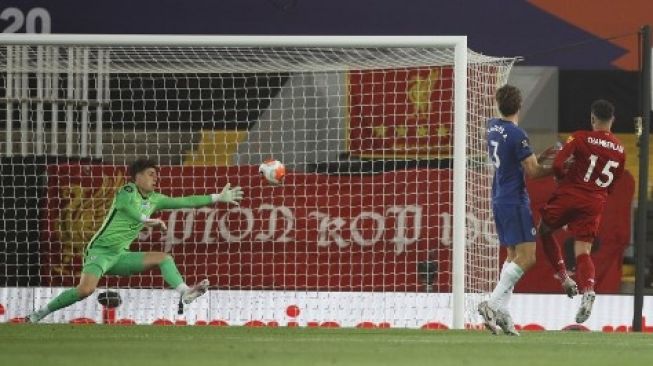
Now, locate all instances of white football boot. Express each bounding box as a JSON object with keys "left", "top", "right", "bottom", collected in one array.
[
  {"left": 561, "top": 276, "right": 579, "bottom": 299},
  {"left": 575, "top": 291, "right": 596, "bottom": 323},
  {"left": 495, "top": 310, "right": 520, "bottom": 336},
  {"left": 477, "top": 301, "right": 499, "bottom": 335},
  {"left": 181, "top": 279, "right": 210, "bottom": 305},
  {"left": 26, "top": 309, "right": 49, "bottom": 323}
]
